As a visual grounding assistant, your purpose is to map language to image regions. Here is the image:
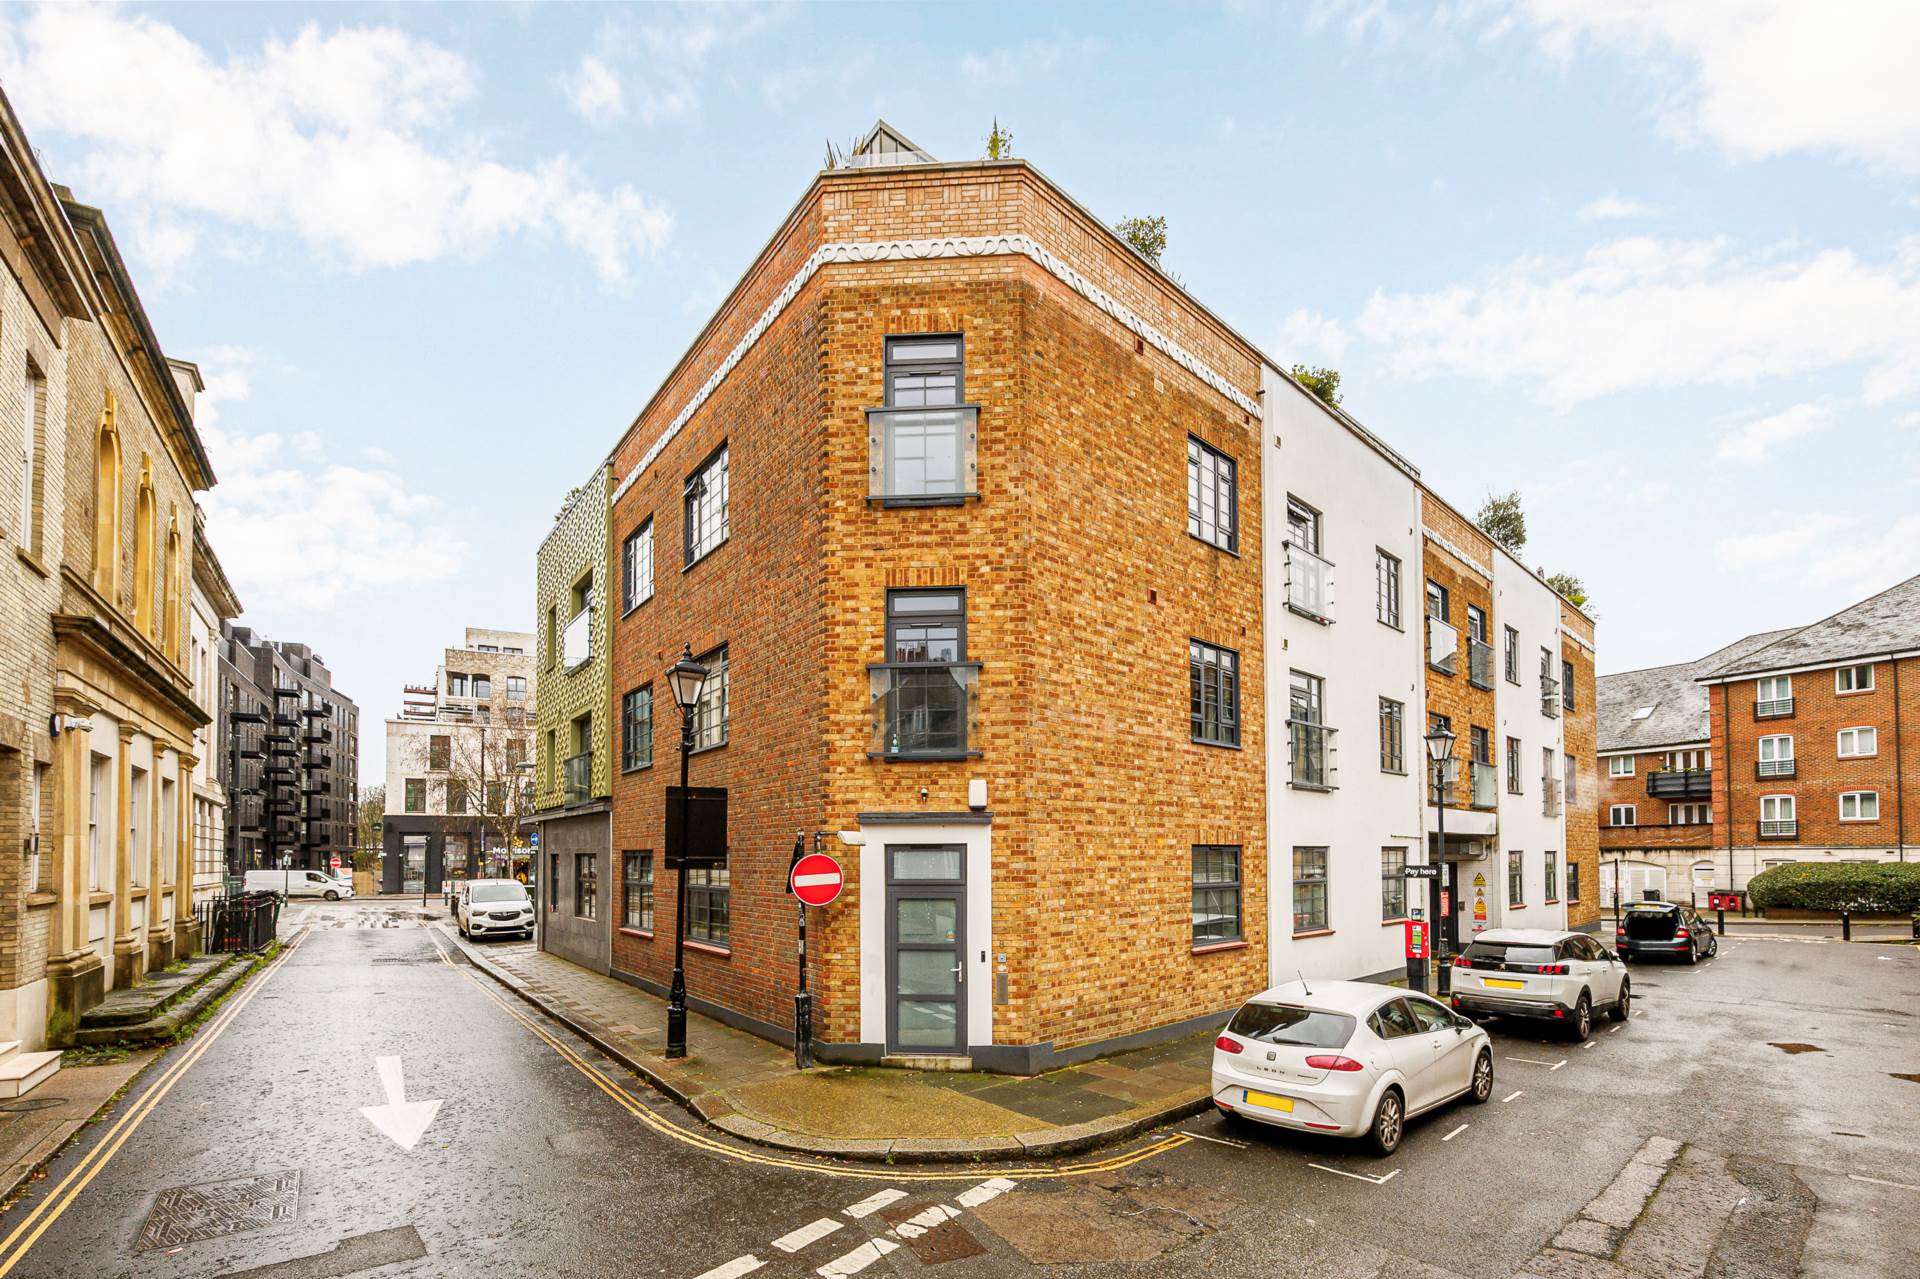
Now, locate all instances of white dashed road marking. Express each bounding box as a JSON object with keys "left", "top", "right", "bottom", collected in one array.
[
  {"left": 1180, "top": 1129, "right": 1251, "bottom": 1148},
  {"left": 694, "top": 1257, "right": 765, "bottom": 1279},
  {"left": 894, "top": 1204, "right": 961, "bottom": 1238},
  {"left": 955, "top": 1177, "right": 1017, "bottom": 1208},
  {"left": 1506, "top": 1057, "right": 1560, "bottom": 1066},
  {"left": 772, "top": 1219, "right": 844, "bottom": 1253},
  {"left": 1849, "top": 1173, "right": 1920, "bottom": 1192},
  {"left": 1441, "top": 1123, "right": 1468, "bottom": 1141},
  {"left": 815, "top": 1237, "right": 899, "bottom": 1277},
  {"left": 1582, "top": 1040, "right": 1599, "bottom": 1050},
  {"left": 1609, "top": 1025, "right": 1622, "bottom": 1034},
  {"left": 1307, "top": 1163, "right": 1401, "bottom": 1185},
  {"left": 1550, "top": 1059, "right": 1568, "bottom": 1071},
  {"left": 841, "top": 1189, "right": 907, "bottom": 1220},
  {"left": 1502, "top": 1090, "right": 1524, "bottom": 1103}
]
